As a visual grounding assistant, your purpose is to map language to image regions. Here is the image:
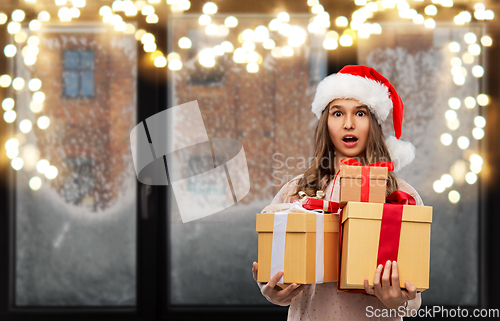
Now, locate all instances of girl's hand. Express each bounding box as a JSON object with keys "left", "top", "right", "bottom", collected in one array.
[
  {"left": 252, "top": 262, "right": 303, "bottom": 306},
  {"left": 363, "top": 260, "right": 417, "bottom": 310}
]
